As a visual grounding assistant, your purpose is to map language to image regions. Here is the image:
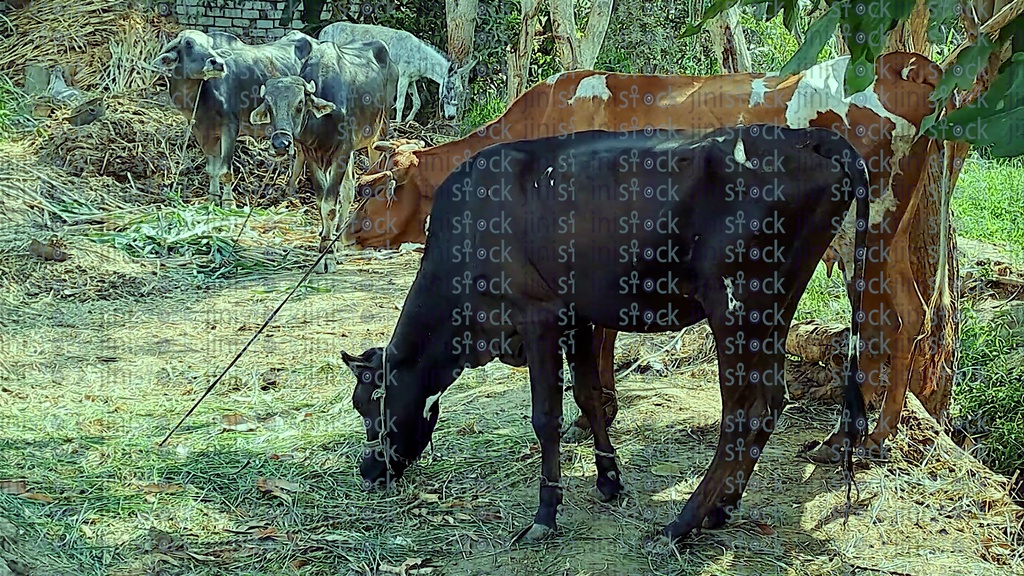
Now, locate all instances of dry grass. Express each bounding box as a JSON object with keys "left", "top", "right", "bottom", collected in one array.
[
  {"left": 1, "top": 244, "right": 1022, "bottom": 575},
  {"left": 0, "top": 0, "right": 179, "bottom": 93}
]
